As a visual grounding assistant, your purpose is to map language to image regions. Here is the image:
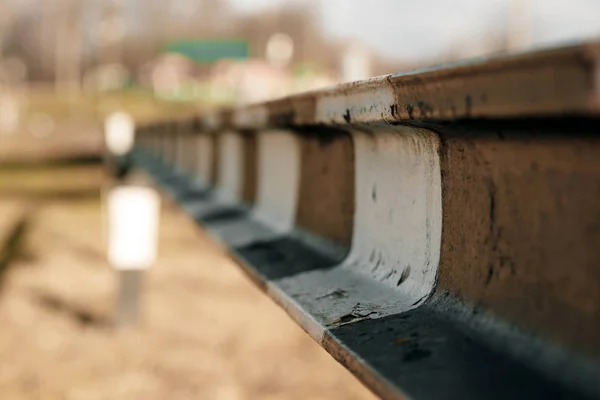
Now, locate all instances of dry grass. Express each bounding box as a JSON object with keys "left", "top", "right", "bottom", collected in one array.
[{"left": 0, "top": 166, "right": 376, "bottom": 400}]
